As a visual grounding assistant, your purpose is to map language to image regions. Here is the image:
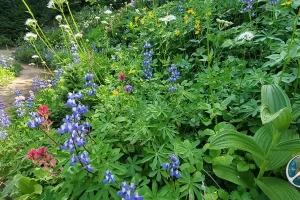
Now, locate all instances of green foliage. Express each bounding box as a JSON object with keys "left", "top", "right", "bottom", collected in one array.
[
  {"left": 2, "top": 0, "right": 300, "bottom": 199},
  {"left": 0, "top": 67, "right": 14, "bottom": 86}
]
